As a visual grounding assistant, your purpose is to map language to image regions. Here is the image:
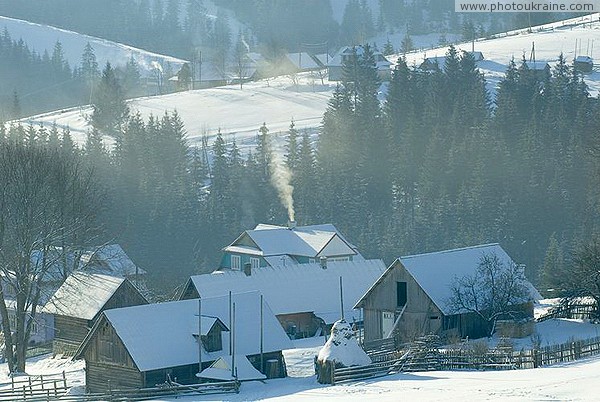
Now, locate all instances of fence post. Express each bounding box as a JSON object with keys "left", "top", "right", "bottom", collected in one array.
[
  {"left": 330, "top": 360, "right": 335, "bottom": 385},
  {"left": 62, "top": 370, "right": 67, "bottom": 389}
]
